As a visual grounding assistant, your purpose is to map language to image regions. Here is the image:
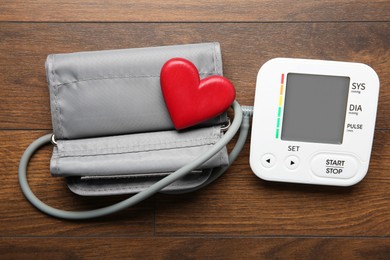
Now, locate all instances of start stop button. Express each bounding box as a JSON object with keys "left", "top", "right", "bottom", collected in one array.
[{"left": 311, "top": 153, "right": 359, "bottom": 179}]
